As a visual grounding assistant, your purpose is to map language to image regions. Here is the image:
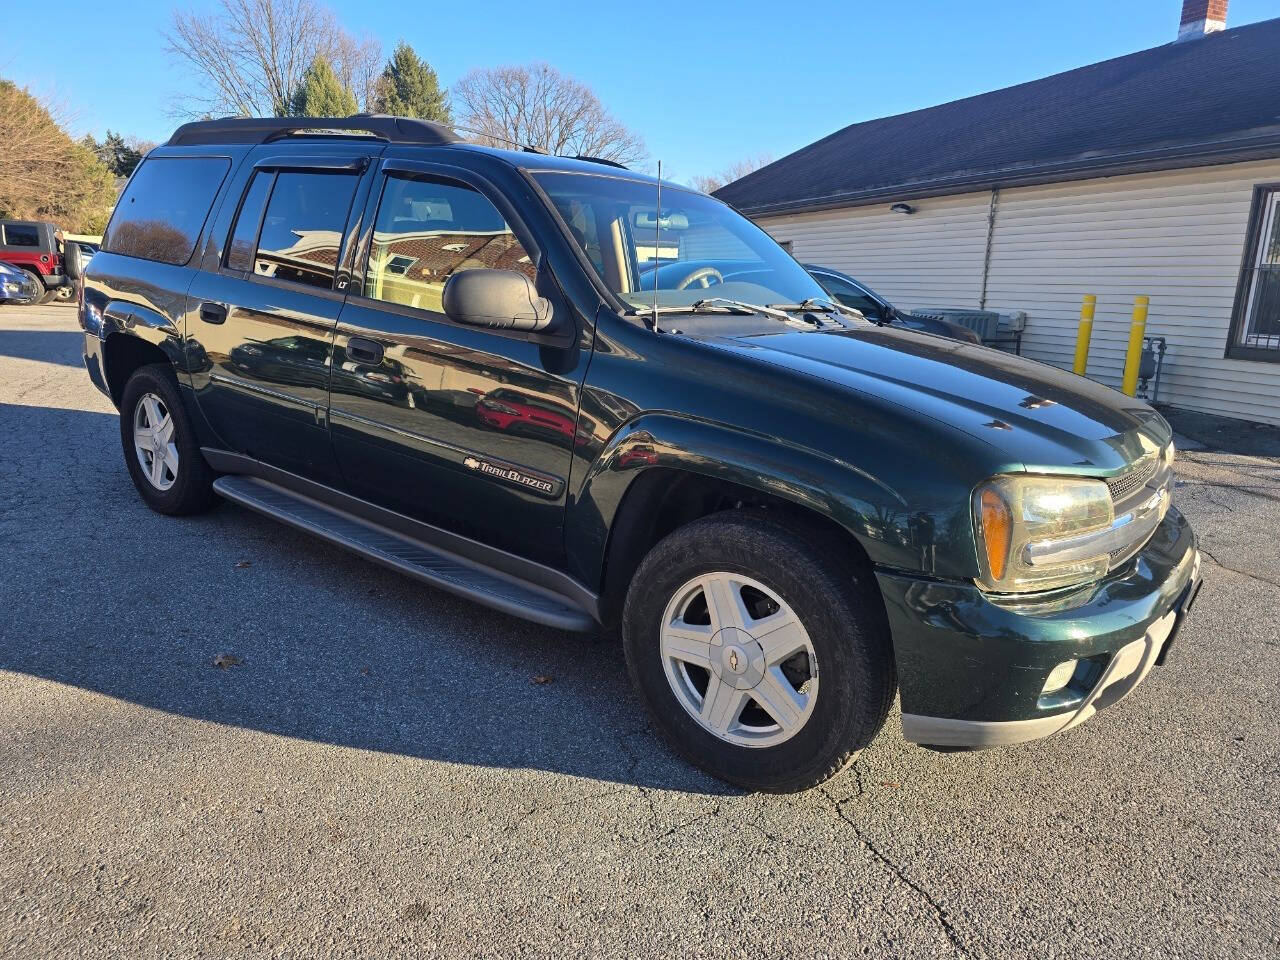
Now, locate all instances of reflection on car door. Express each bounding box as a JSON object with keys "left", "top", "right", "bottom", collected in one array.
[
  {"left": 186, "top": 155, "right": 371, "bottom": 485},
  {"left": 329, "top": 162, "right": 588, "bottom": 565}
]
